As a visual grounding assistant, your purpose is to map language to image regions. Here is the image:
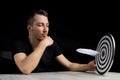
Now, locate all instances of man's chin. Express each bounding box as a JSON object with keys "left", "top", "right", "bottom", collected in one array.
[
  {"left": 37, "top": 38, "right": 42, "bottom": 41},
  {"left": 37, "top": 36, "right": 47, "bottom": 41},
  {"left": 37, "top": 38, "right": 44, "bottom": 41}
]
